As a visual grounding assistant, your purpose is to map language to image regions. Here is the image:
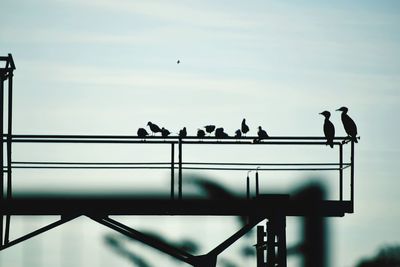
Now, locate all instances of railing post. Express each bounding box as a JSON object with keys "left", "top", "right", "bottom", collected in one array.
[
  {"left": 350, "top": 140, "right": 355, "bottom": 212},
  {"left": 0, "top": 76, "right": 3, "bottom": 247},
  {"left": 178, "top": 137, "right": 182, "bottom": 200},
  {"left": 4, "top": 69, "right": 13, "bottom": 244},
  {"left": 255, "top": 171, "right": 260, "bottom": 197},
  {"left": 170, "top": 143, "right": 175, "bottom": 199},
  {"left": 246, "top": 171, "right": 250, "bottom": 199},
  {"left": 339, "top": 144, "right": 343, "bottom": 201}
]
